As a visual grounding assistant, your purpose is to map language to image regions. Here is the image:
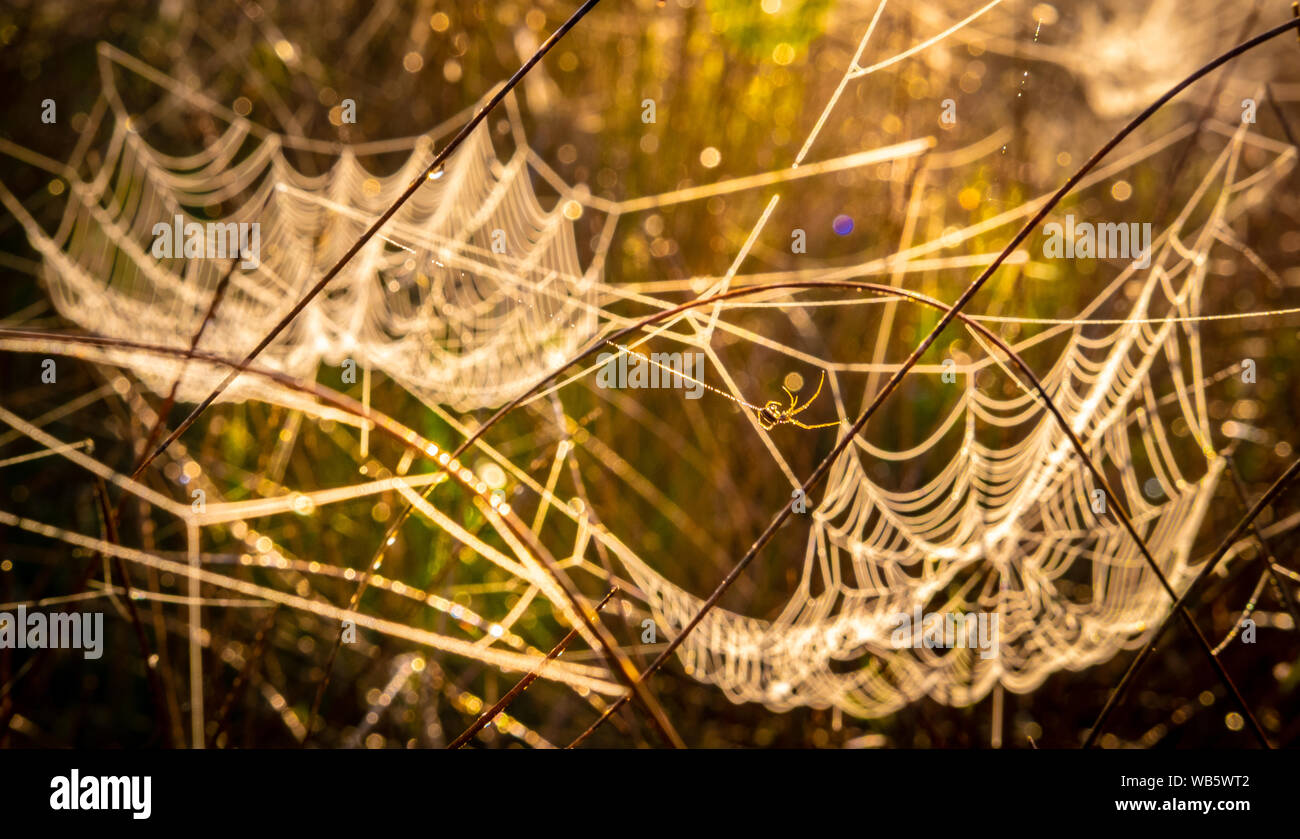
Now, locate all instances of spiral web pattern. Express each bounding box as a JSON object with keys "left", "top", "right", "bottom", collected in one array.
[{"left": 1, "top": 1, "right": 1297, "bottom": 742}]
